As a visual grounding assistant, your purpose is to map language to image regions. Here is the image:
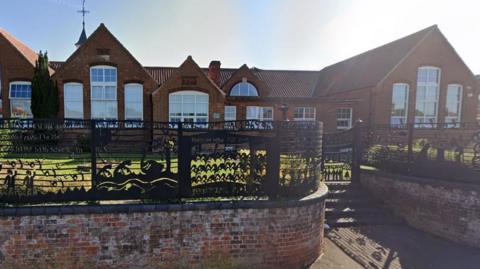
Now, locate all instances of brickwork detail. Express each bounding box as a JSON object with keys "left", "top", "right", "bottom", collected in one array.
[
  {"left": 361, "top": 170, "right": 480, "bottom": 248},
  {"left": 0, "top": 199, "right": 325, "bottom": 269}
]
